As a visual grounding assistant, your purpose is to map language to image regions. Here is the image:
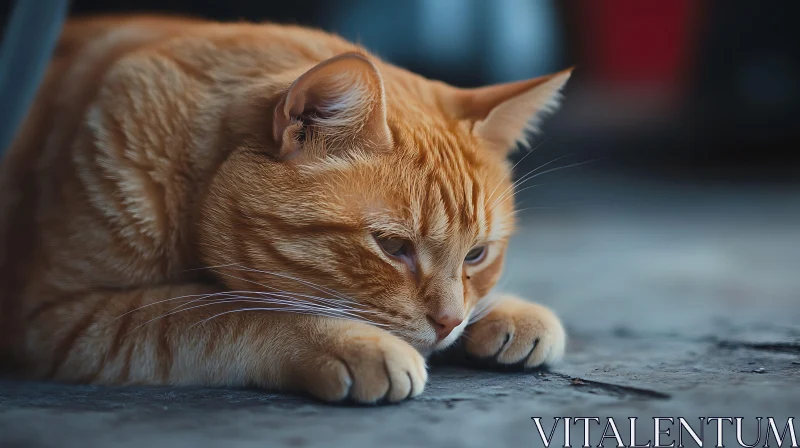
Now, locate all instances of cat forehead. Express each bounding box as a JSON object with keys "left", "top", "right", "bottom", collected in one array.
[
  {"left": 365, "top": 129, "right": 514, "bottom": 243},
  {"left": 302, "top": 119, "right": 515, "bottom": 241}
]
